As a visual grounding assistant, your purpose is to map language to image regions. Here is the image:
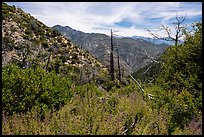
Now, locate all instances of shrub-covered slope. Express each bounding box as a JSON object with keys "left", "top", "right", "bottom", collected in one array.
[{"left": 2, "top": 3, "right": 106, "bottom": 75}]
